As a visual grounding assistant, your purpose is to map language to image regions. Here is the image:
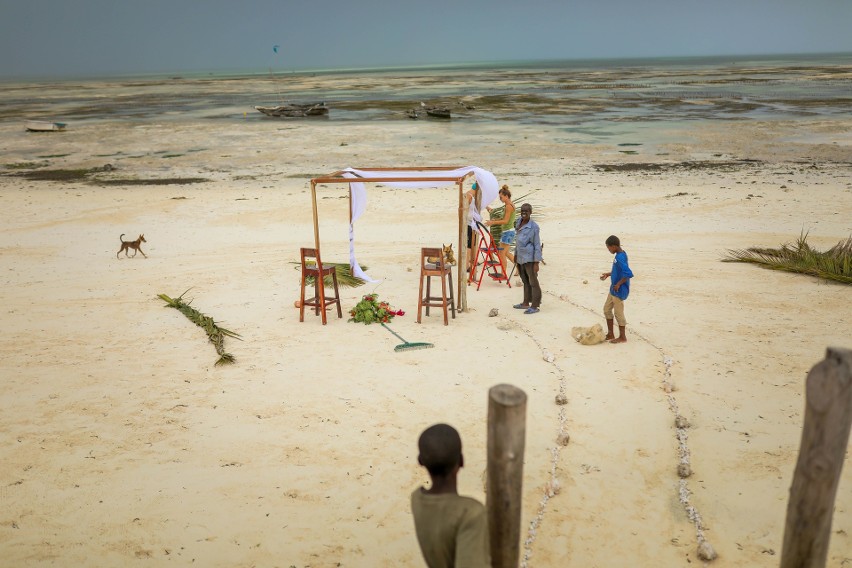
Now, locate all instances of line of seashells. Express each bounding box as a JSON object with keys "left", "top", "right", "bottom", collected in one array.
[
  {"left": 552, "top": 291, "right": 717, "bottom": 563},
  {"left": 662, "top": 355, "right": 717, "bottom": 562},
  {"left": 509, "top": 320, "right": 568, "bottom": 568}
]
